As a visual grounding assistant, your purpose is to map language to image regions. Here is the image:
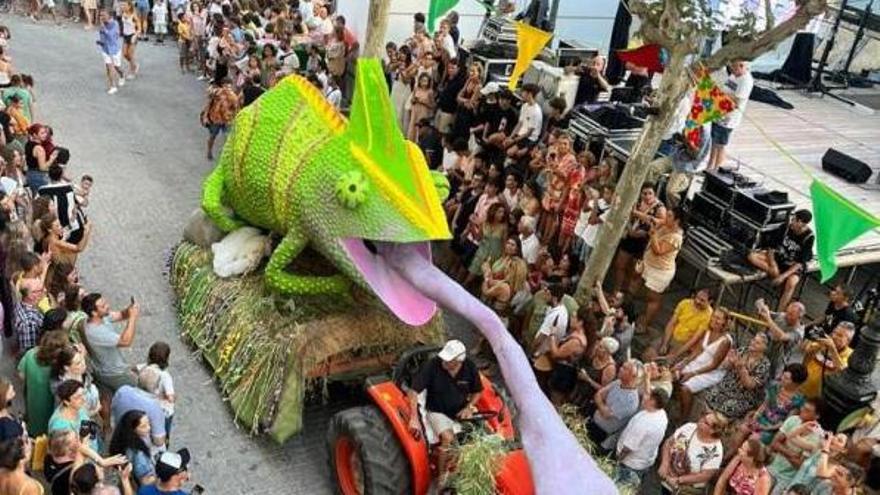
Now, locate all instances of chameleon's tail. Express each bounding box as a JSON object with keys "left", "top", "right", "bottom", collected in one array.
[{"left": 201, "top": 161, "right": 244, "bottom": 233}]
